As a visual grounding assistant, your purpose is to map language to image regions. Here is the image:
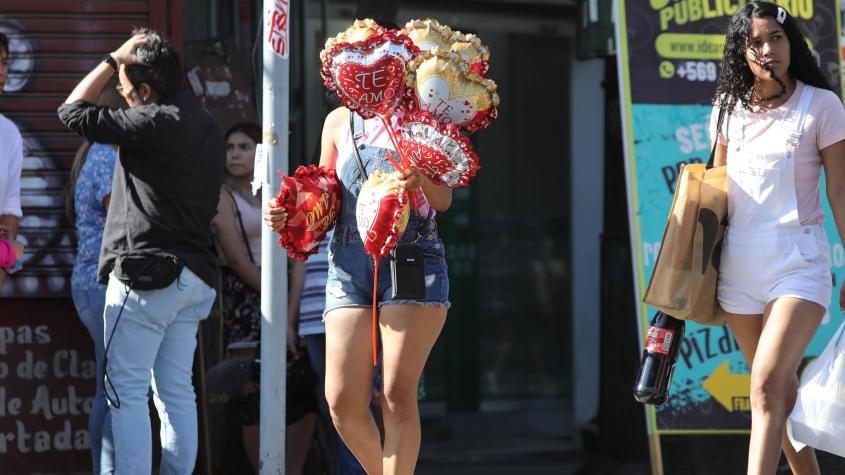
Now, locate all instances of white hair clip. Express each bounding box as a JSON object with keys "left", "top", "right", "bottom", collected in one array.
[{"left": 776, "top": 7, "right": 787, "bottom": 24}]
